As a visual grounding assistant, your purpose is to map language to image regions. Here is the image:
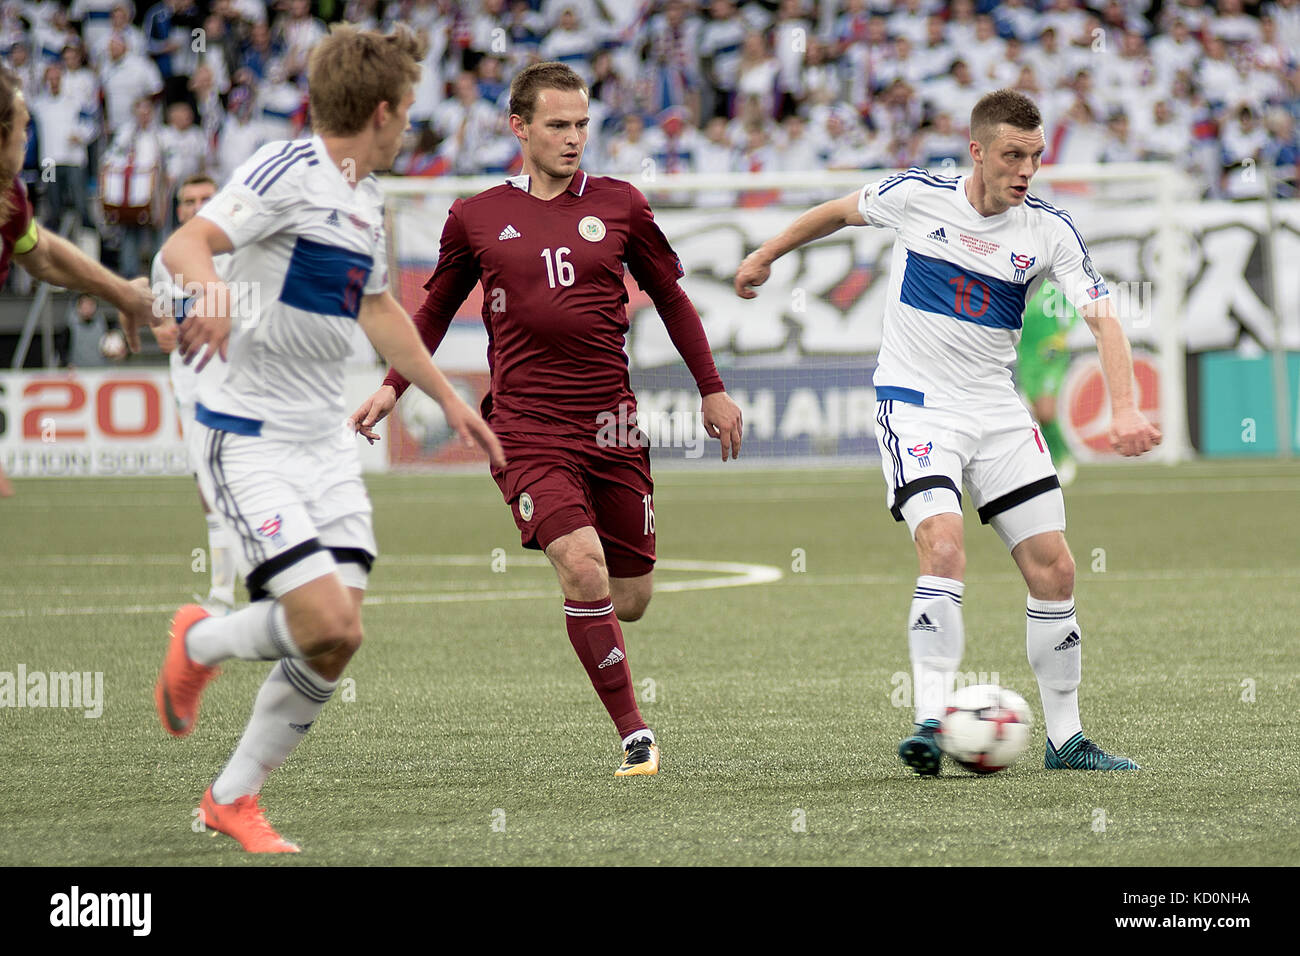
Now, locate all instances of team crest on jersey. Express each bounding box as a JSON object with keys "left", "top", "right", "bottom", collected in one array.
[
  {"left": 519, "top": 493, "right": 534, "bottom": 522},
  {"left": 907, "top": 441, "right": 933, "bottom": 467},
  {"left": 578, "top": 216, "right": 606, "bottom": 242},
  {"left": 1010, "top": 251, "right": 1036, "bottom": 282},
  {"left": 257, "top": 514, "right": 285, "bottom": 543}
]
